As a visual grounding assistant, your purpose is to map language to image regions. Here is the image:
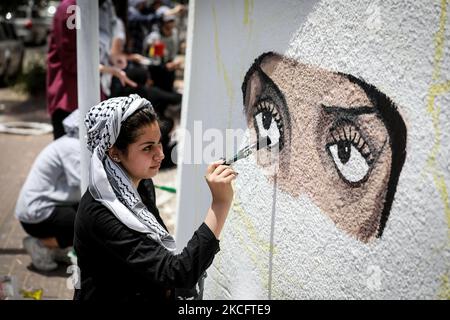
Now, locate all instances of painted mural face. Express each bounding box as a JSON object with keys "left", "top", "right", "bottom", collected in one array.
[{"left": 241, "top": 52, "right": 407, "bottom": 242}]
